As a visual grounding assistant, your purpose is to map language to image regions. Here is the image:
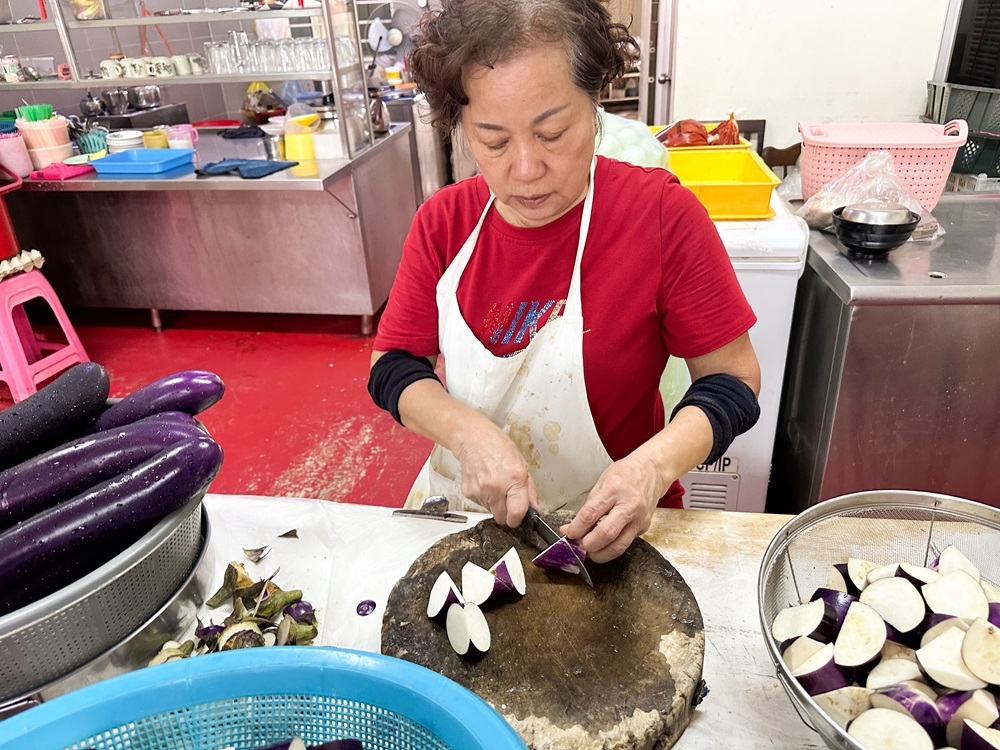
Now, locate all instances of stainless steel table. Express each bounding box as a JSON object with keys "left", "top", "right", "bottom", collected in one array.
[{"left": 36, "top": 495, "right": 822, "bottom": 749}]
